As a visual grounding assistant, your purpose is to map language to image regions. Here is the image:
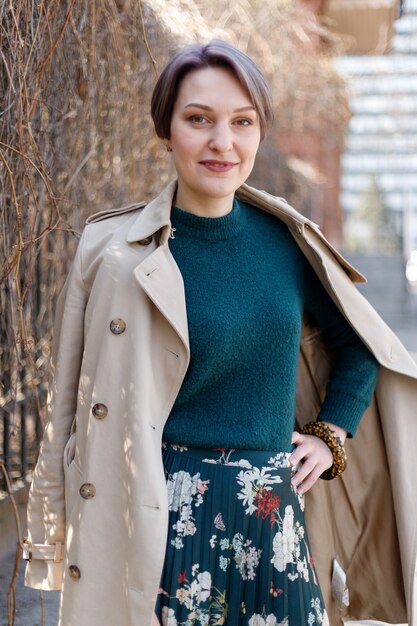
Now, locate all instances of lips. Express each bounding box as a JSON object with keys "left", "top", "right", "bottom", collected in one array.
[{"left": 199, "top": 160, "right": 238, "bottom": 172}]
